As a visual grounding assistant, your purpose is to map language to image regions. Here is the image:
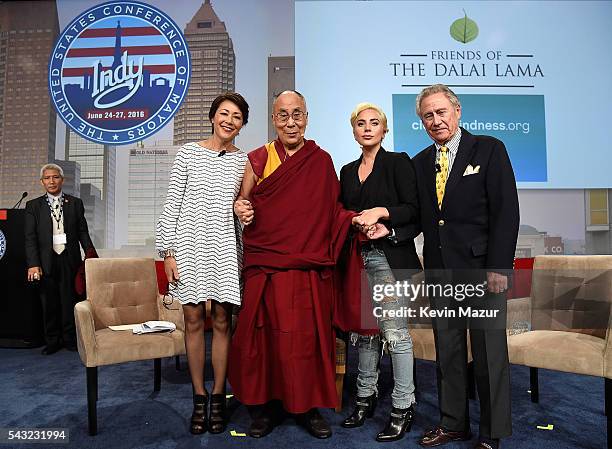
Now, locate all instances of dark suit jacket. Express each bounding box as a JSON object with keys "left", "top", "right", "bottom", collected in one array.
[
  {"left": 340, "top": 147, "right": 422, "bottom": 276},
  {"left": 25, "top": 194, "right": 94, "bottom": 275},
  {"left": 405, "top": 128, "right": 519, "bottom": 274}
]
